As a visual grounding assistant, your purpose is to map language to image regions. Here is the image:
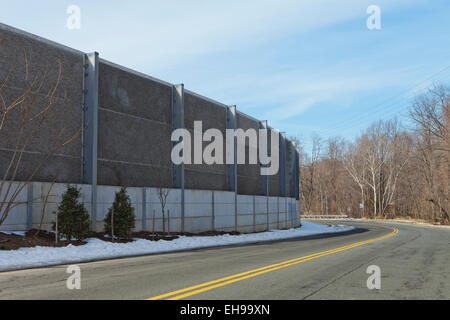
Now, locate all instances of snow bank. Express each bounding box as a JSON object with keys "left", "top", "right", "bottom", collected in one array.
[
  {"left": 0, "top": 221, "right": 354, "bottom": 272},
  {"left": 0, "top": 231, "right": 26, "bottom": 236}
]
